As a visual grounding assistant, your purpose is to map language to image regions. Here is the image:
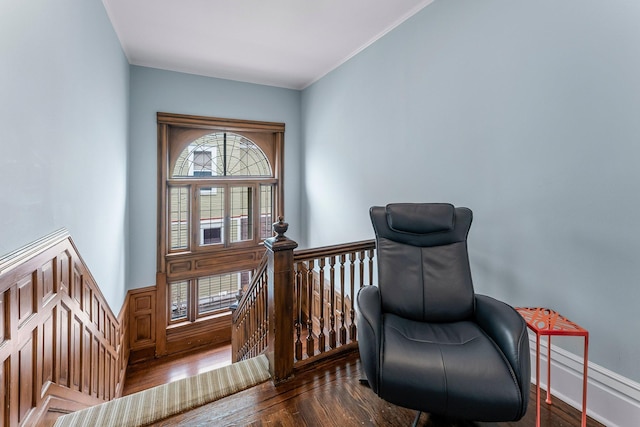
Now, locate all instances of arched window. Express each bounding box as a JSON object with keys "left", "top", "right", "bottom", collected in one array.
[
  {"left": 157, "top": 113, "right": 284, "bottom": 338},
  {"left": 167, "top": 132, "right": 276, "bottom": 251},
  {"left": 172, "top": 132, "right": 272, "bottom": 178}
]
